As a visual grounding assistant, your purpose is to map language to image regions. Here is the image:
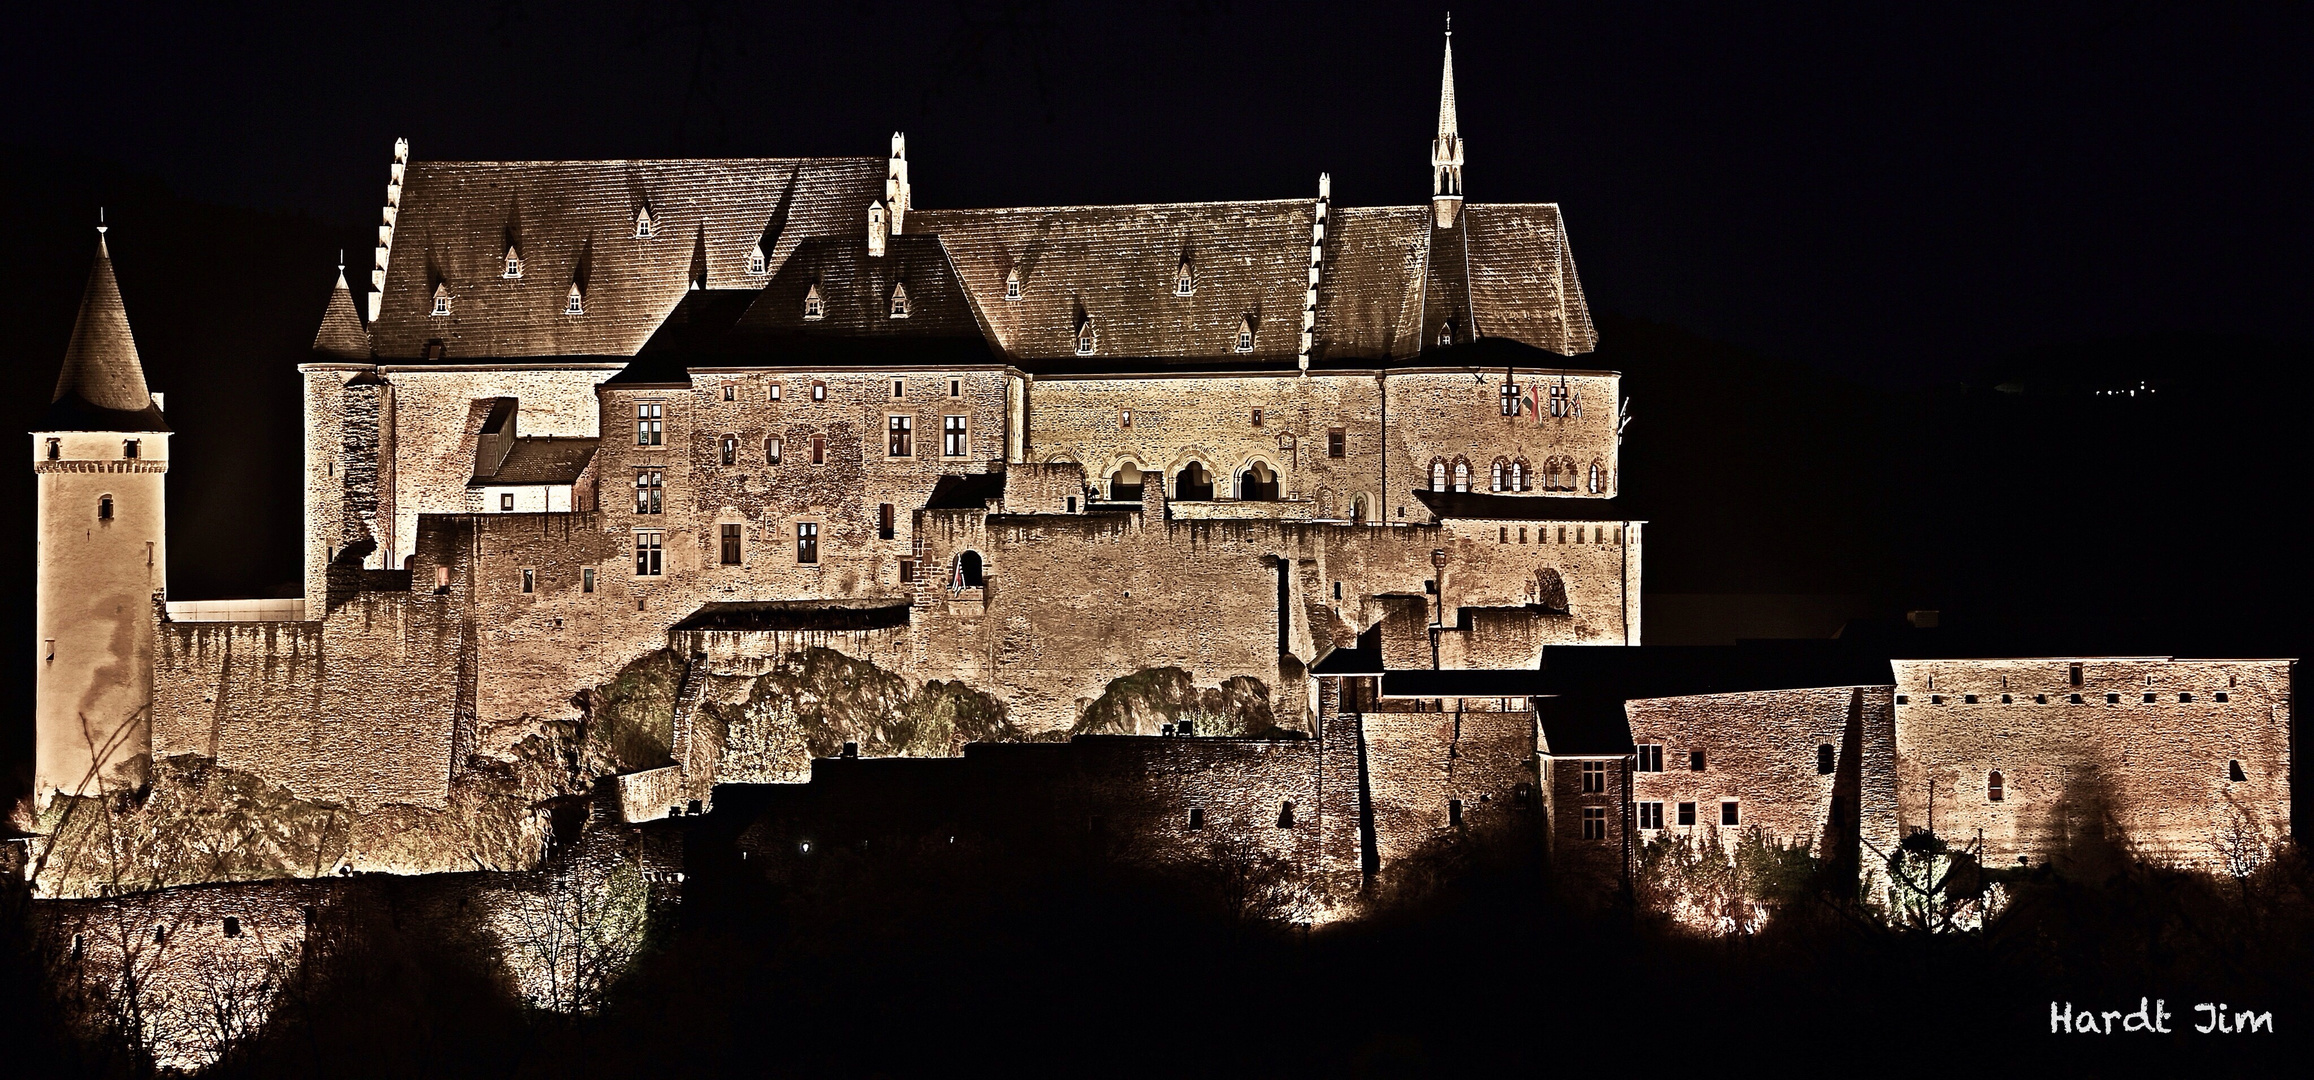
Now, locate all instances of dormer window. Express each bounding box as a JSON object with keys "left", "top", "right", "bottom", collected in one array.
[
  {"left": 747, "top": 243, "right": 767, "bottom": 275},
  {"left": 1174, "top": 256, "right": 1195, "bottom": 296},
  {"left": 431, "top": 283, "right": 450, "bottom": 316},
  {"left": 1004, "top": 268, "right": 1021, "bottom": 301},
  {"left": 503, "top": 246, "right": 522, "bottom": 278},
  {"left": 565, "top": 283, "right": 585, "bottom": 315},
  {"left": 1075, "top": 317, "right": 1097, "bottom": 355},
  {"left": 889, "top": 282, "right": 911, "bottom": 319},
  {"left": 634, "top": 206, "right": 656, "bottom": 239},
  {"left": 803, "top": 282, "right": 825, "bottom": 320},
  {"left": 1235, "top": 316, "right": 1255, "bottom": 353}
]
